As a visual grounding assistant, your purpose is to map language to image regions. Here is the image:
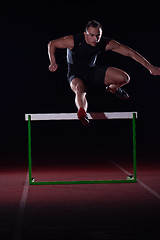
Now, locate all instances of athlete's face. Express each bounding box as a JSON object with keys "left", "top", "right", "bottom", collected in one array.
[{"left": 84, "top": 27, "right": 102, "bottom": 46}]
